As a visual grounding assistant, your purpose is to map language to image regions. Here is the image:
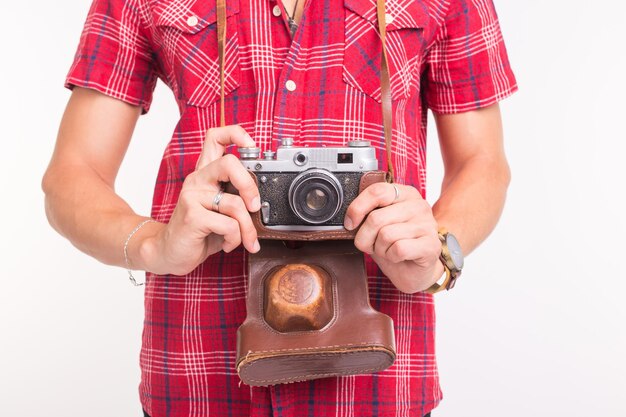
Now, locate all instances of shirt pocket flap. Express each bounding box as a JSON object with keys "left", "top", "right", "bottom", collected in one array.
[
  {"left": 153, "top": 0, "right": 240, "bottom": 34},
  {"left": 344, "top": 0, "right": 425, "bottom": 31}
]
